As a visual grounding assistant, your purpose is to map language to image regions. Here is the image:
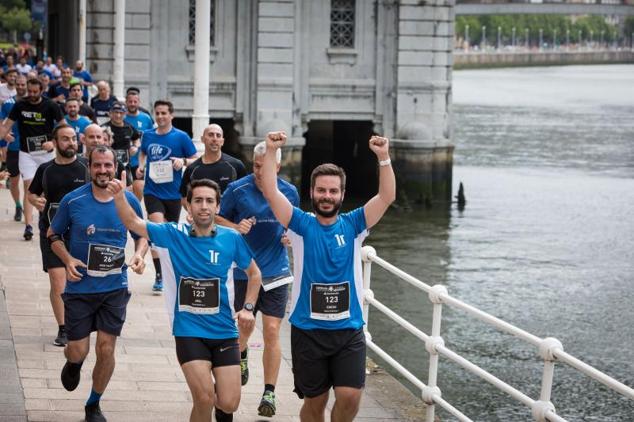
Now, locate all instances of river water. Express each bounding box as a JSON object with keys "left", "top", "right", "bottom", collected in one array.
[{"left": 366, "top": 65, "right": 634, "bottom": 421}]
